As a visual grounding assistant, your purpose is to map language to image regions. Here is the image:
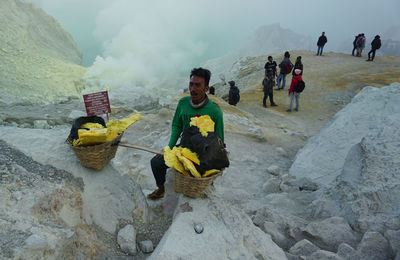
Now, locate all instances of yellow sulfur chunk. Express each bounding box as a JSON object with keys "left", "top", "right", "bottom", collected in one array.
[
  {"left": 202, "top": 169, "right": 221, "bottom": 178},
  {"left": 190, "top": 115, "right": 215, "bottom": 137},
  {"left": 175, "top": 148, "right": 201, "bottom": 178},
  {"left": 180, "top": 147, "right": 200, "bottom": 165},
  {"left": 164, "top": 146, "right": 188, "bottom": 176},
  {"left": 73, "top": 128, "right": 108, "bottom": 146},
  {"left": 106, "top": 113, "right": 141, "bottom": 142},
  {"left": 80, "top": 123, "right": 104, "bottom": 129}
]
